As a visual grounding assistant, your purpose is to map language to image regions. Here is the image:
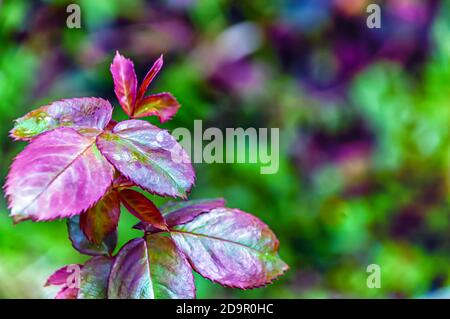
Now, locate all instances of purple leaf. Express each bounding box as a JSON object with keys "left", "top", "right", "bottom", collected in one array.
[
  {"left": 136, "top": 54, "right": 163, "bottom": 103},
  {"left": 119, "top": 189, "right": 167, "bottom": 231},
  {"left": 45, "top": 264, "right": 82, "bottom": 287},
  {"left": 132, "top": 222, "right": 160, "bottom": 233},
  {"left": 108, "top": 234, "right": 195, "bottom": 299},
  {"left": 55, "top": 287, "right": 78, "bottom": 299},
  {"left": 133, "top": 198, "right": 225, "bottom": 232},
  {"left": 78, "top": 256, "right": 114, "bottom": 299},
  {"left": 170, "top": 207, "right": 288, "bottom": 289},
  {"left": 96, "top": 119, "right": 194, "bottom": 198},
  {"left": 110, "top": 51, "right": 137, "bottom": 116},
  {"left": 10, "top": 97, "right": 112, "bottom": 141},
  {"left": 46, "top": 264, "right": 83, "bottom": 299},
  {"left": 68, "top": 215, "right": 117, "bottom": 256},
  {"left": 162, "top": 198, "right": 225, "bottom": 227},
  {"left": 5, "top": 127, "right": 114, "bottom": 221},
  {"left": 133, "top": 93, "right": 180, "bottom": 123},
  {"left": 80, "top": 190, "right": 120, "bottom": 244}
]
